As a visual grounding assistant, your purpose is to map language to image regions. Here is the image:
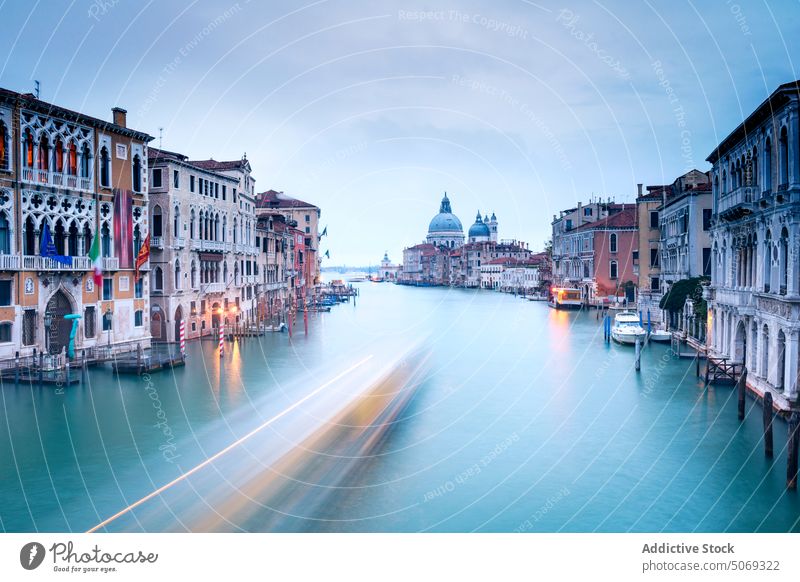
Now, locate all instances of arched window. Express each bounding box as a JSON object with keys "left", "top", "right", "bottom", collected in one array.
[
  {"left": 191, "top": 260, "right": 197, "bottom": 288},
  {"left": 779, "top": 126, "right": 789, "bottom": 187},
  {"left": 152, "top": 205, "right": 162, "bottom": 237},
  {"left": 133, "top": 224, "right": 141, "bottom": 257},
  {"left": 101, "top": 223, "right": 111, "bottom": 257},
  {"left": 23, "top": 129, "right": 33, "bottom": 168},
  {"left": 132, "top": 154, "right": 142, "bottom": 192},
  {"left": 233, "top": 218, "right": 237, "bottom": 243},
  {"left": 67, "top": 221, "right": 79, "bottom": 256},
  {"left": 54, "top": 220, "right": 66, "bottom": 255},
  {"left": 764, "top": 230, "right": 772, "bottom": 293},
  {"left": 223, "top": 261, "right": 228, "bottom": 283},
  {"left": 67, "top": 142, "right": 77, "bottom": 176},
  {"left": 173, "top": 206, "right": 180, "bottom": 237},
  {"left": 764, "top": 136, "right": 772, "bottom": 191},
  {"left": 190, "top": 209, "right": 196, "bottom": 239},
  {"left": 37, "top": 135, "right": 49, "bottom": 173},
  {"left": 721, "top": 170, "right": 727, "bottom": 195},
  {"left": 609, "top": 233, "right": 617, "bottom": 253},
  {"left": 222, "top": 216, "right": 227, "bottom": 242},
  {"left": 174, "top": 258, "right": 181, "bottom": 290},
  {"left": 0, "top": 121, "right": 7, "bottom": 169},
  {"left": 53, "top": 139, "right": 64, "bottom": 173},
  {"left": 153, "top": 266, "right": 163, "bottom": 291},
  {"left": 751, "top": 146, "right": 758, "bottom": 186},
  {"left": 23, "top": 216, "right": 35, "bottom": 255},
  {"left": 0, "top": 213, "right": 10, "bottom": 254},
  {"left": 82, "top": 223, "right": 91, "bottom": 256},
  {"left": 99, "top": 146, "right": 110, "bottom": 187},
  {"left": 780, "top": 227, "right": 789, "bottom": 295},
  {"left": 80, "top": 143, "right": 91, "bottom": 178}
]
